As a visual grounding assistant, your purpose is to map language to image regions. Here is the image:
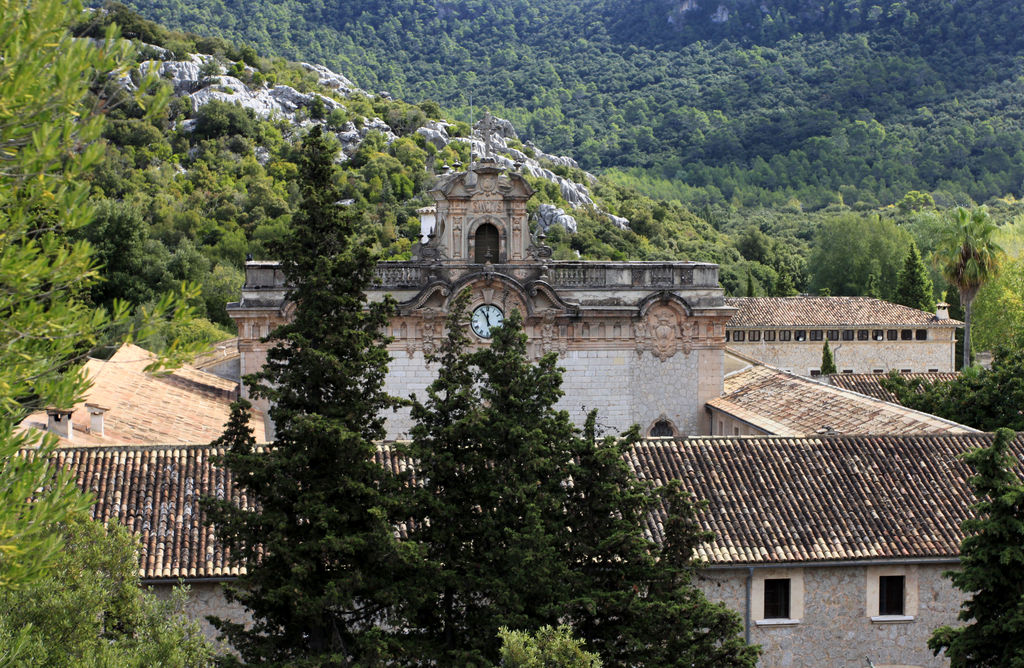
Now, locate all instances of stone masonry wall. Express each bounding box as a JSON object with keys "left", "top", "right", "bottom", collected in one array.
[
  {"left": 382, "top": 347, "right": 707, "bottom": 438},
  {"left": 729, "top": 335, "right": 956, "bottom": 377},
  {"left": 150, "top": 581, "right": 252, "bottom": 648},
  {"left": 697, "top": 563, "right": 962, "bottom": 668}
]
